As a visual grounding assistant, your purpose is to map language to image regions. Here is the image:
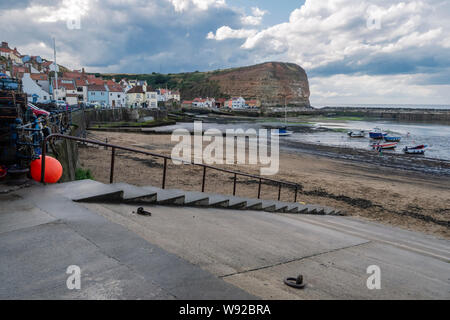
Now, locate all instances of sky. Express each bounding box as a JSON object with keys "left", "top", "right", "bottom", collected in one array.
[{"left": 1, "top": 0, "right": 450, "bottom": 106}]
